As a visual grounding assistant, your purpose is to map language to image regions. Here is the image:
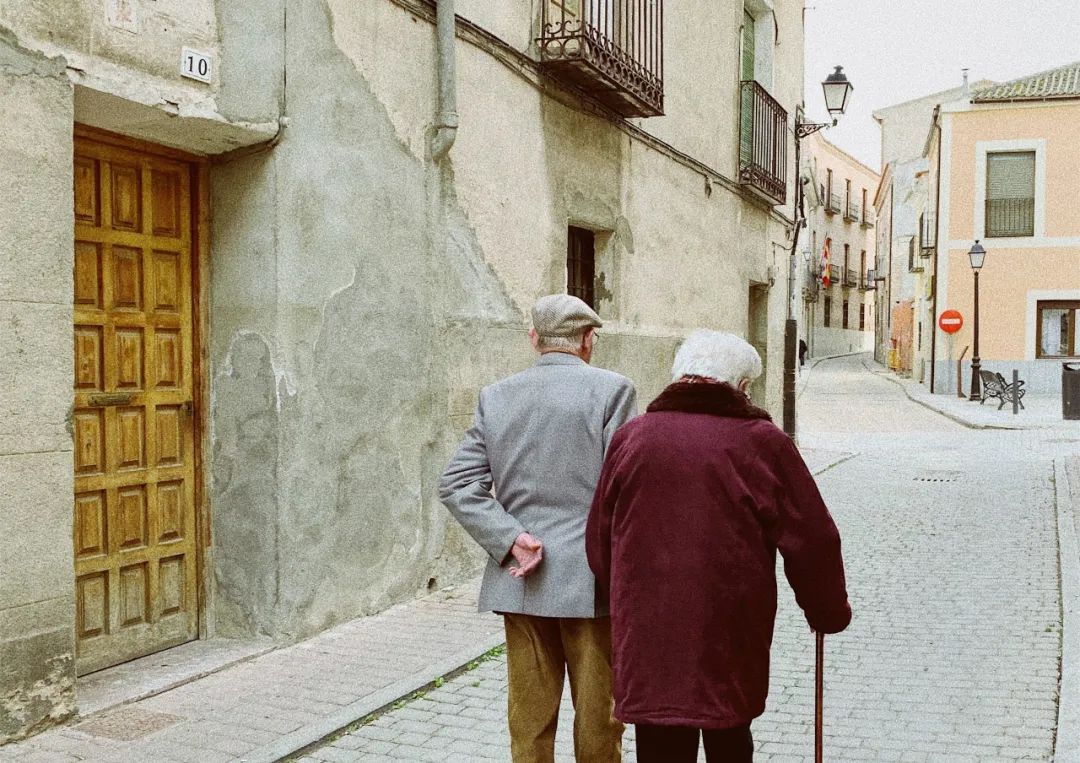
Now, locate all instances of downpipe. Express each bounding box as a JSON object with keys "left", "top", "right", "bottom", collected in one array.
[{"left": 430, "top": 0, "right": 458, "bottom": 162}]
